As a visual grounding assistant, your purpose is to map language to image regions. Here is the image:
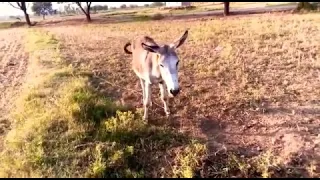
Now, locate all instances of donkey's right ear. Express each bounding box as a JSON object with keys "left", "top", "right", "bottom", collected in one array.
[{"left": 141, "top": 43, "right": 160, "bottom": 53}]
